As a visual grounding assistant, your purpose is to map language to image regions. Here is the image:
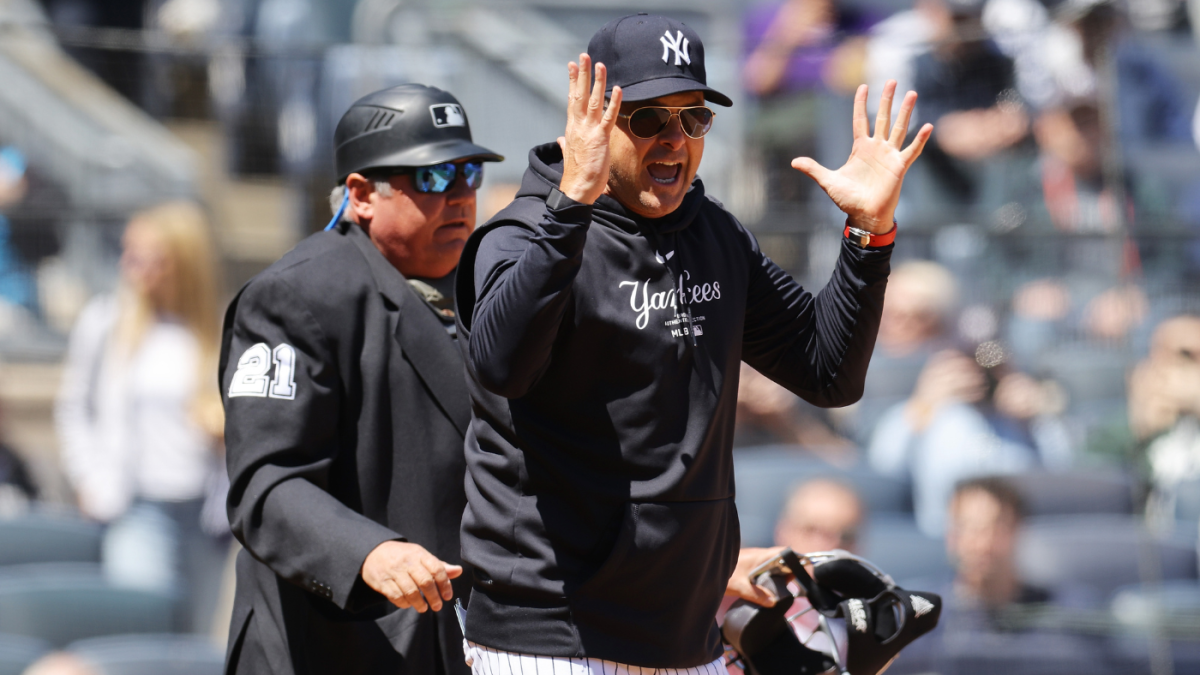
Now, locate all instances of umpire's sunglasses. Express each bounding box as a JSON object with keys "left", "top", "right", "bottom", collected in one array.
[
  {"left": 380, "top": 161, "right": 485, "bottom": 193},
  {"left": 618, "top": 106, "right": 716, "bottom": 140}
]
